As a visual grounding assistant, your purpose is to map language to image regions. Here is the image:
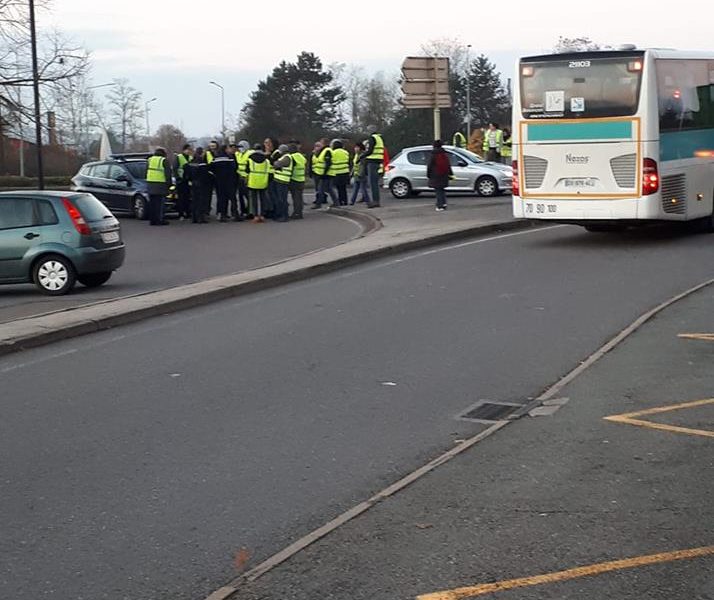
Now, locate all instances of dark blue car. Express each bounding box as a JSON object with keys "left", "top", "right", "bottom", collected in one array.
[{"left": 71, "top": 153, "right": 175, "bottom": 220}]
